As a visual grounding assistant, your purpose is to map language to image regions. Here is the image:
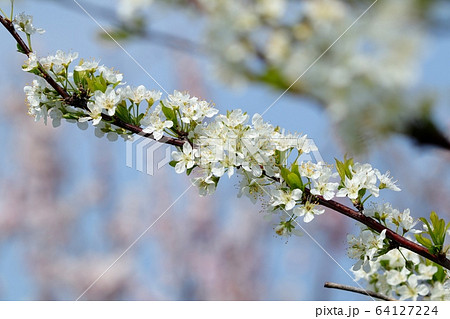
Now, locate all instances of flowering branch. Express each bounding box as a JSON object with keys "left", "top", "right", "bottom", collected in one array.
[
  {"left": 2, "top": 9, "right": 449, "bottom": 300},
  {"left": 312, "top": 191, "right": 450, "bottom": 270},
  {"left": 0, "top": 14, "right": 185, "bottom": 148},
  {"left": 0, "top": 15, "right": 68, "bottom": 99},
  {"left": 324, "top": 282, "right": 396, "bottom": 301}
]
